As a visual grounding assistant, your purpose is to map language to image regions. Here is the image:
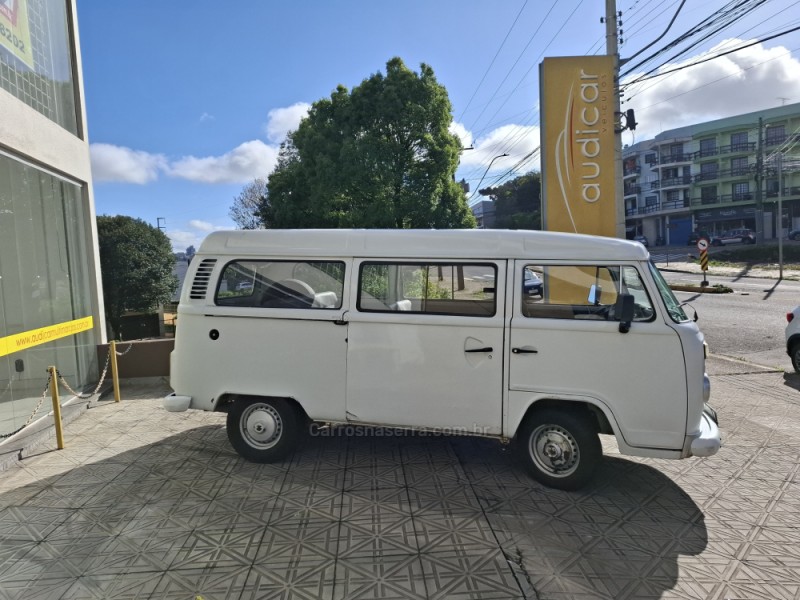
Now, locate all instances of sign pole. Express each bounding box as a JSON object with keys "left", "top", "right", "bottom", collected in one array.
[{"left": 697, "top": 238, "right": 709, "bottom": 287}]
